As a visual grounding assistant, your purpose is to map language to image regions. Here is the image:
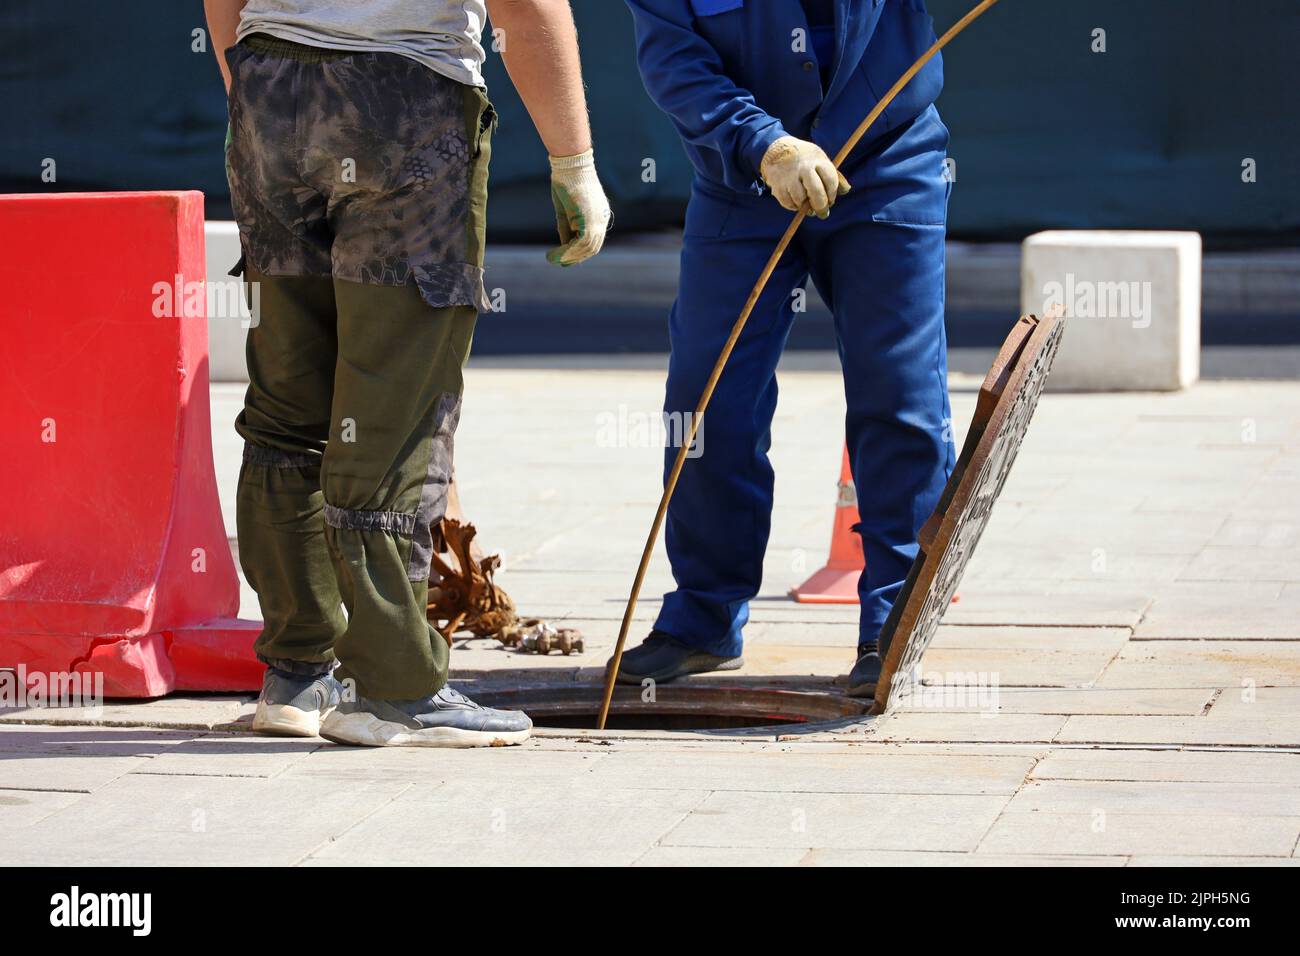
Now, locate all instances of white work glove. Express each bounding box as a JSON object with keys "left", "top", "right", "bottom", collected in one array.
[
  {"left": 547, "top": 149, "right": 612, "bottom": 266},
  {"left": 760, "top": 135, "right": 851, "bottom": 218}
]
